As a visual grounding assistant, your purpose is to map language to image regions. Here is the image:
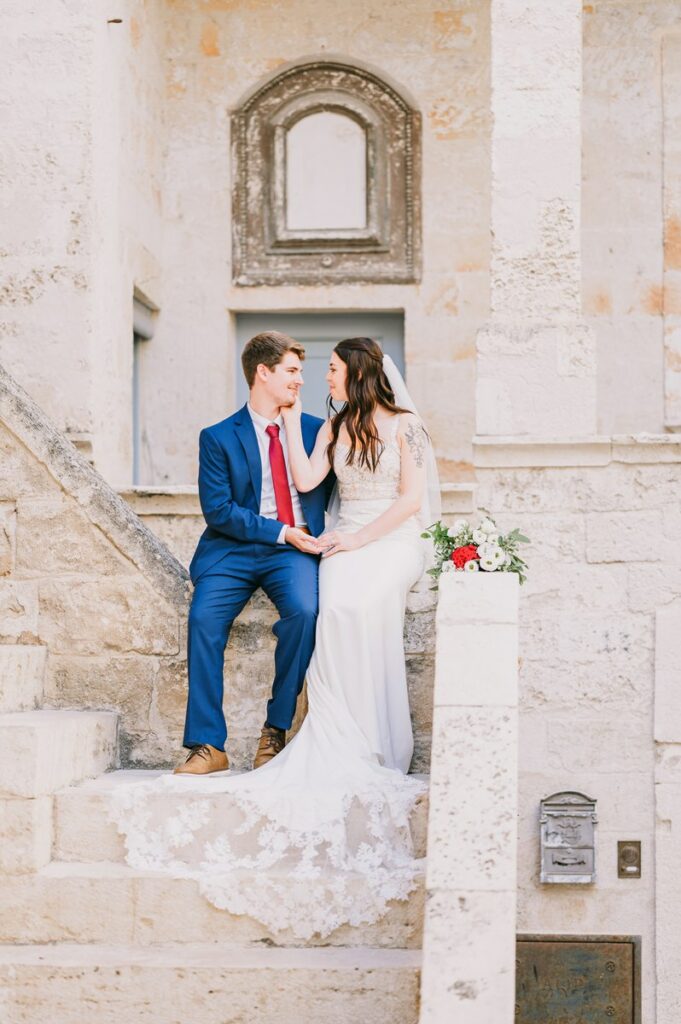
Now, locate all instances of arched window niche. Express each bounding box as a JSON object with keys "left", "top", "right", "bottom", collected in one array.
[{"left": 232, "top": 61, "right": 421, "bottom": 285}]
